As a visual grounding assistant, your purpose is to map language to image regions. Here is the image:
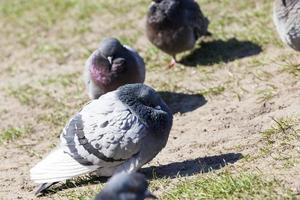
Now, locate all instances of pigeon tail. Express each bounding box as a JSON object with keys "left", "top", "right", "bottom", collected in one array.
[
  {"left": 34, "top": 182, "right": 57, "bottom": 196},
  {"left": 30, "top": 148, "right": 98, "bottom": 184}
]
